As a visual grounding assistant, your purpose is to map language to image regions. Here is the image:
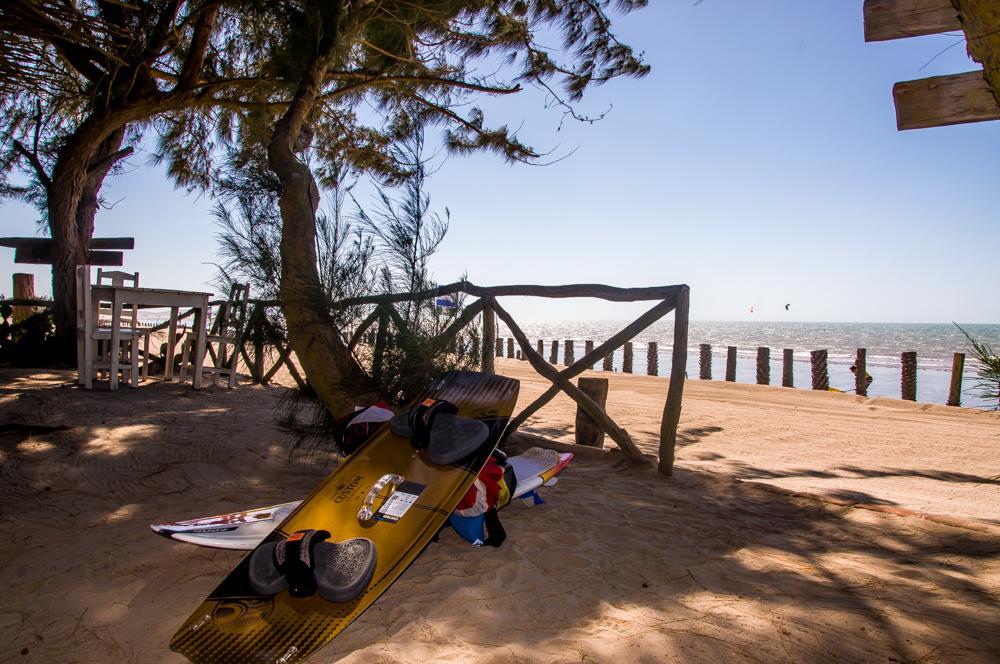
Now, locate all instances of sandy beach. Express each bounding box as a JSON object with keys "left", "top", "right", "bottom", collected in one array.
[{"left": 1, "top": 363, "right": 998, "bottom": 663}]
